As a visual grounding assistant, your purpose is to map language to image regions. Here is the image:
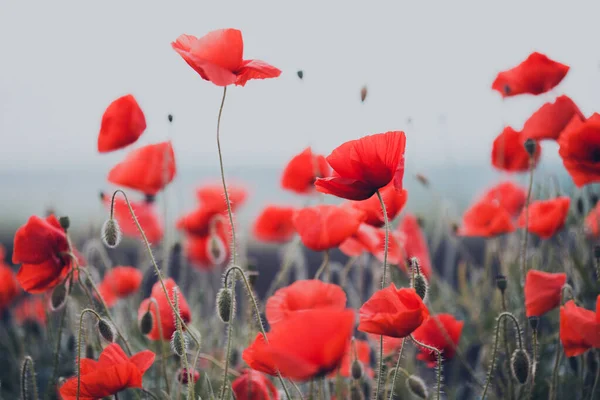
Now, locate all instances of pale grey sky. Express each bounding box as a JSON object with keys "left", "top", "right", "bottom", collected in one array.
[{"left": 1, "top": 1, "right": 599, "bottom": 173}]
